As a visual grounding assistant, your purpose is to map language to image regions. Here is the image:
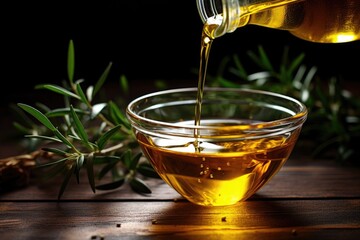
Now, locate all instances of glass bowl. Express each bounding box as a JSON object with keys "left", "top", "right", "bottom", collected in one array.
[{"left": 126, "top": 87, "right": 307, "bottom": 206}]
